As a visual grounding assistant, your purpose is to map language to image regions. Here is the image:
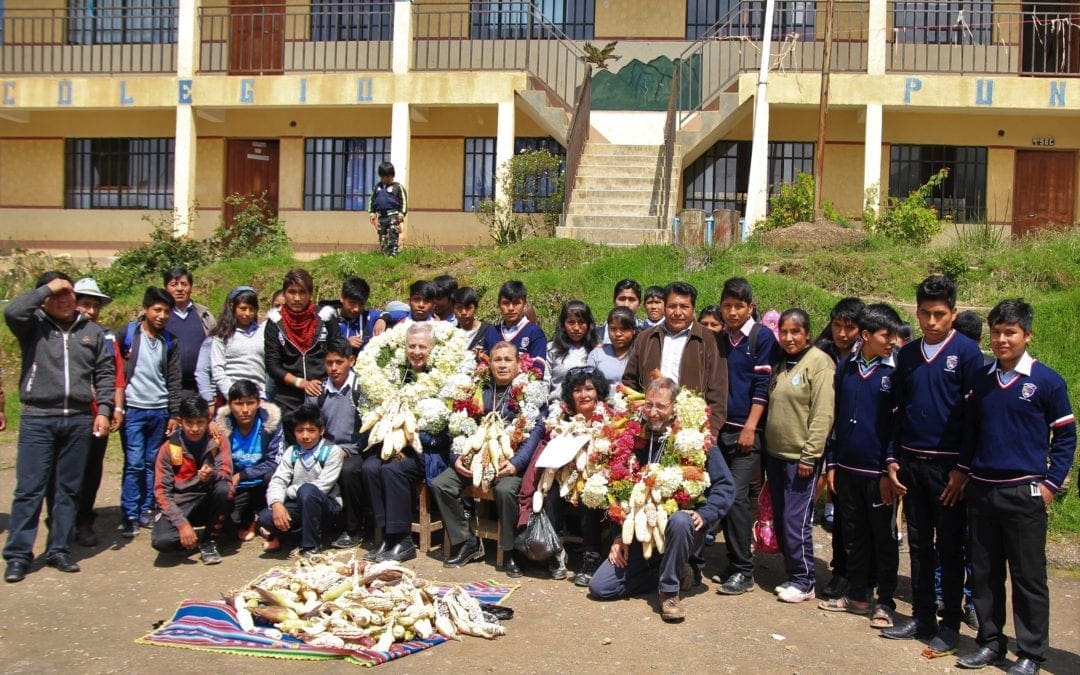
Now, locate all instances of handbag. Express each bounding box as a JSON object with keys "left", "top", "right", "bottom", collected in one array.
[
  {"left": 752, "top": 482, "right": 781, "bottom": 555},
  {"left": 513, "top": 509, "right": 563, "bottom": 562}
]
